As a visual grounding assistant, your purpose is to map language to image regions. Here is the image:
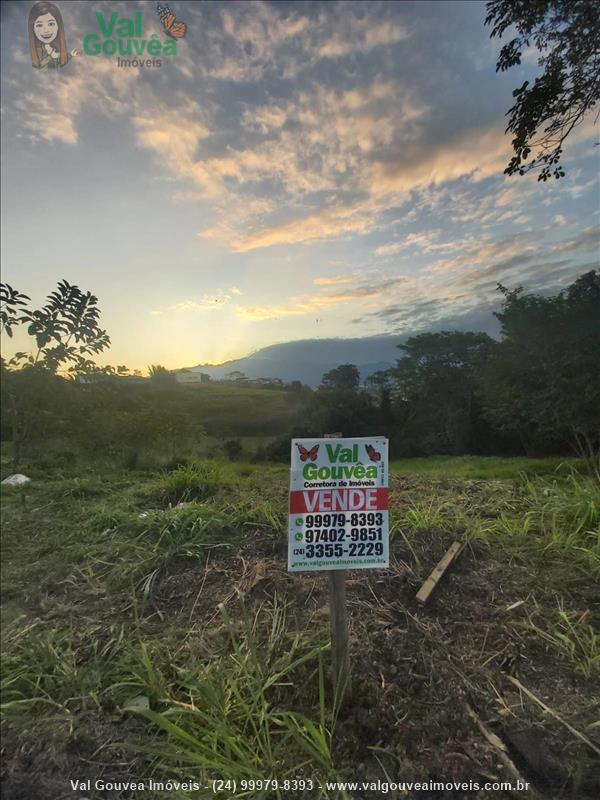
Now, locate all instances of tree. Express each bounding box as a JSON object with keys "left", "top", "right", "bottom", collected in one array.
[
  {"left": 306, "top": 388, "right": 376, "bottom": 437},
  {"left": 1, "top": 280, "right": 111, "bottom": 466},
  {"left": 365, "top": 370, "right": 395, "bottom": 434},
  {"left": 481, "top": 271, "right": 600, "bottom": 469},
  {"left": 1, "top": 279, "right": 110, "bottom": 374},
  {"left": 0, "top": 284, "right": 30, "bottom": 338},
  {"left": 320, "top": 364, "right": 360, "bottom": 392},
  {"left": 486, "top": 0, "right": 600, "bottom": 180},
  {"left": 148, "top": 364, "right": 176, "bottom": 387},
  {"left": 392, "top": 331, "right": 495, "bottom": 454}
]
